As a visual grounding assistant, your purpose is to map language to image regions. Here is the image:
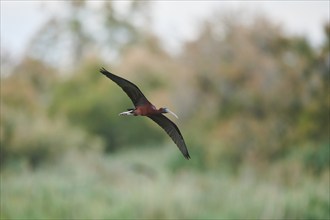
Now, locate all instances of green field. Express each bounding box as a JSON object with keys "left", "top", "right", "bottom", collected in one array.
[{"left": 1, "top": 146, "right": 329, "bottom": 219}]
